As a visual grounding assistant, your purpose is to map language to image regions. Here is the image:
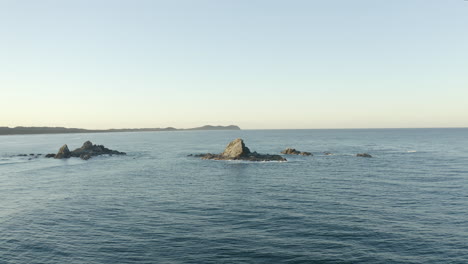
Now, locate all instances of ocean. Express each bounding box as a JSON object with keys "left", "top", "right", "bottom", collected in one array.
[{"left": 1, "top": 128, "right": 467, "bottom": 264}]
